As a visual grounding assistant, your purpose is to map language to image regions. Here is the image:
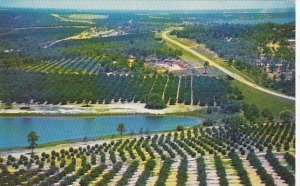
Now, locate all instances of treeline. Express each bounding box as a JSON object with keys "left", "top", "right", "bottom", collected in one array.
[{"left": 60, "top": 34, "right": 182, "bottom": 61}]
